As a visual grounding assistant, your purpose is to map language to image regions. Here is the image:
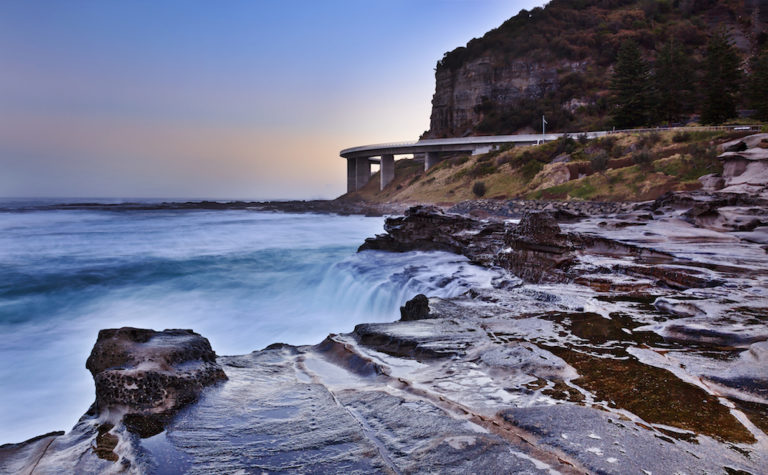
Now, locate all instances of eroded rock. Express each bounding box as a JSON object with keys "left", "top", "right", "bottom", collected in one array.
[
  {"left": 400, "top": 294, "right": 432, "bottom": 321},
  {"left": 86, "top": 327, "right": 227, "bottom": 437},
  {"left": 495, "top": 211, "right": 576, "bottom": 283}
]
